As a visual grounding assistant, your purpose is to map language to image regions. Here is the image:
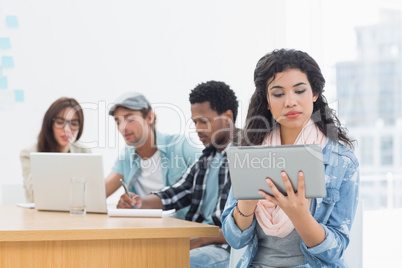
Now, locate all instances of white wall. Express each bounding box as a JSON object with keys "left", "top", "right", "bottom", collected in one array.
[{"left": 0, "top": 0, "right": 344, "bottom": 202}]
